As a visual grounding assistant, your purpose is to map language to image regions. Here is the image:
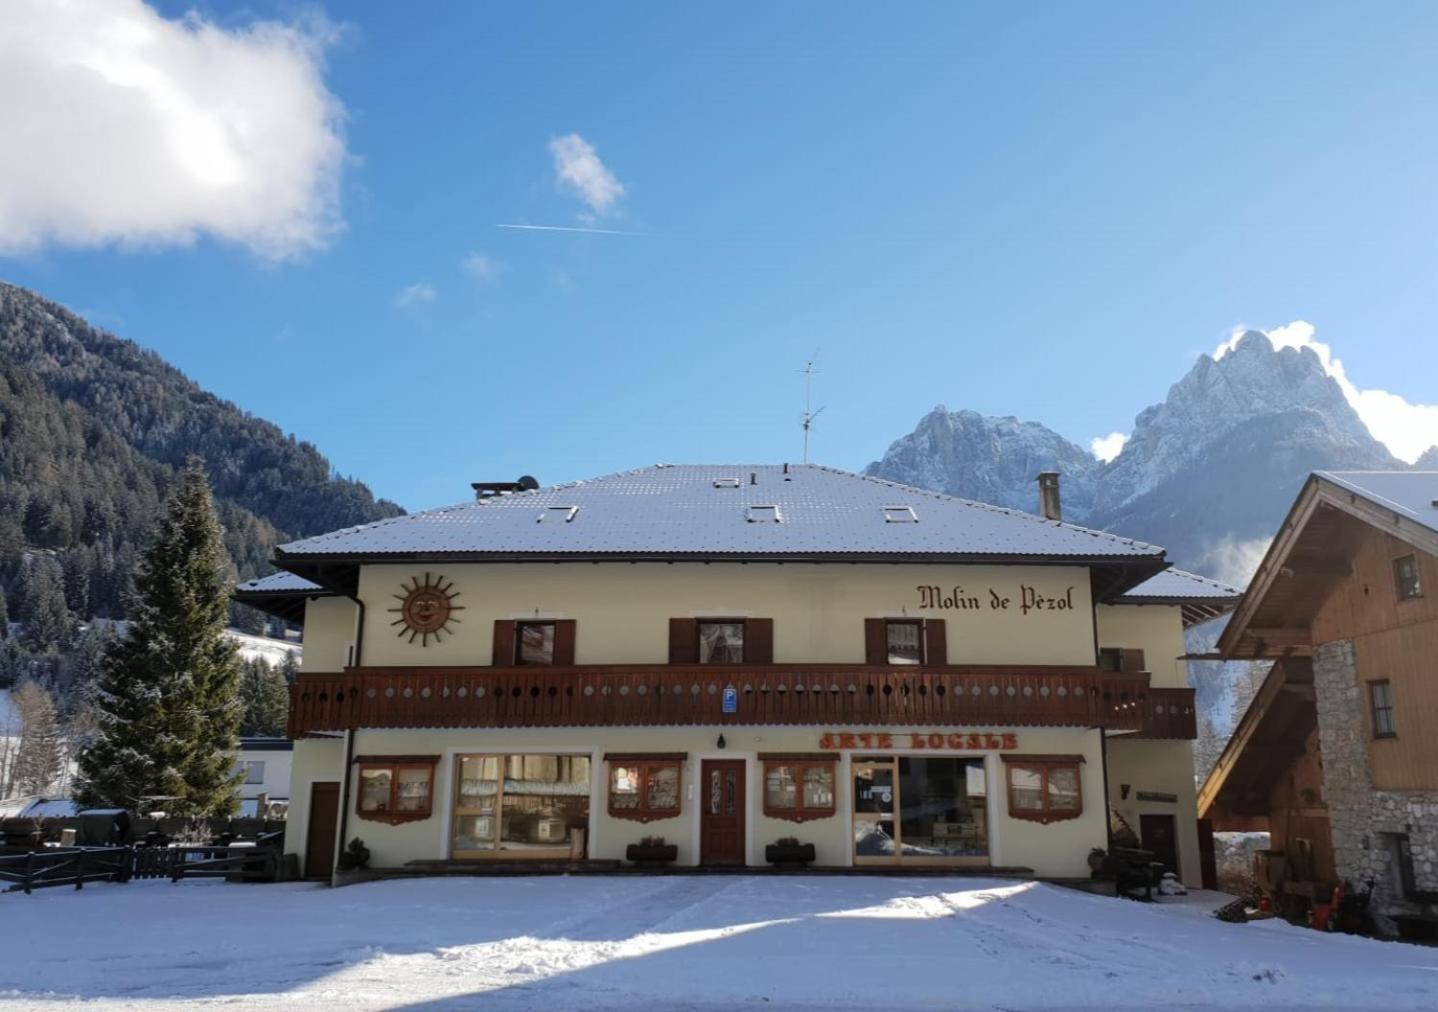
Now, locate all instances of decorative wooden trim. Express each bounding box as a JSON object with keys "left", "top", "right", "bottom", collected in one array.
[
  {"left": 1004, "top": 757, "right": 1083, "bottom": 825},
  {"left": 603, "top": 752, "right": 688, "bottom": 763},
  {"left": 756, "top": 752, "right": 840, "bottom": 761},
  {"left": 352, "top": 754, "right": 440, "bottom": 765},
  {"left": 355, "top": 760, "right": 436, "bottom": 825},
  {"left": 607, "top": 758, "right": 683, "bottom": 823},
  {"left": 668, "top": 618, "right": 699, "bottom": 664},
  {"left": 924, "top": 619, "right": 947, "bottom": 666},
  {"left": 761, "top": 759, "right": 837, "bottom": 823},
  {"left": 743, "top": 618, "right": 774, "bottom": 664}
]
